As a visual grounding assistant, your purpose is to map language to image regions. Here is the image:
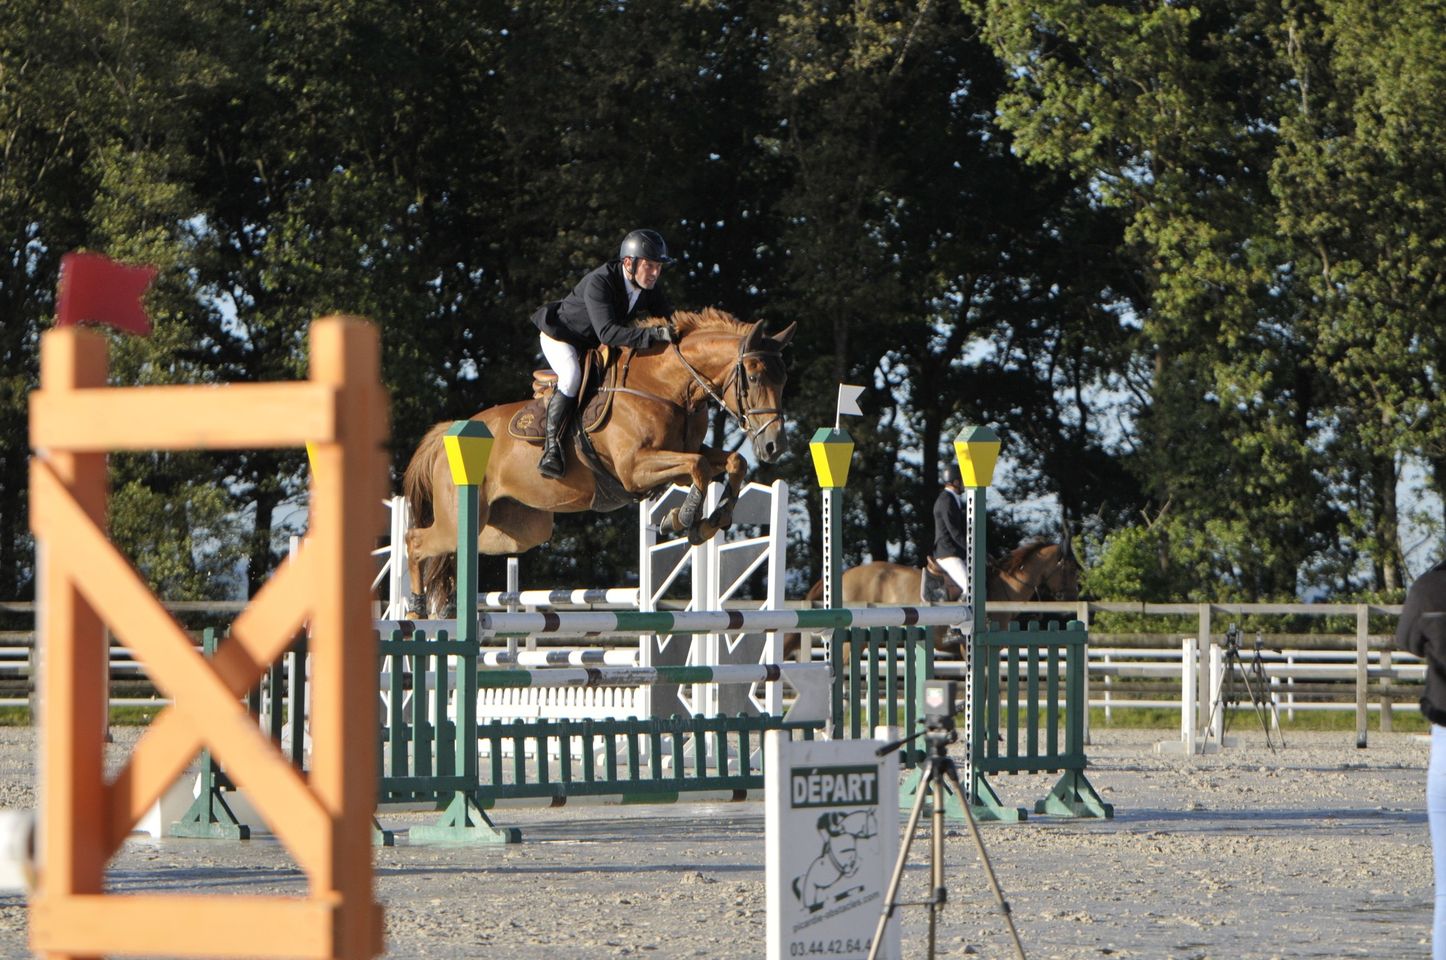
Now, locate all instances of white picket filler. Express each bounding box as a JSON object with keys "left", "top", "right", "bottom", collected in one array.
[
  {"left": 640, "top": 479, "right": 790, "bottom": 720},
  {"left": 460, "top": 479, "right": 789, "bottom": 725}
]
